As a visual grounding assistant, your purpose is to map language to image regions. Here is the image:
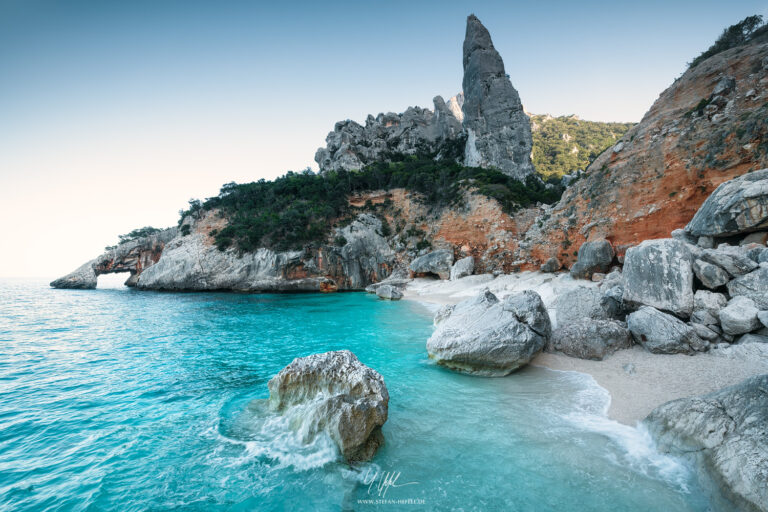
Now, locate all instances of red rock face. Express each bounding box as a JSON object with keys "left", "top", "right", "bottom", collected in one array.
[{"left": 508, "top": 38, "right": 768, "bottom": 268}]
